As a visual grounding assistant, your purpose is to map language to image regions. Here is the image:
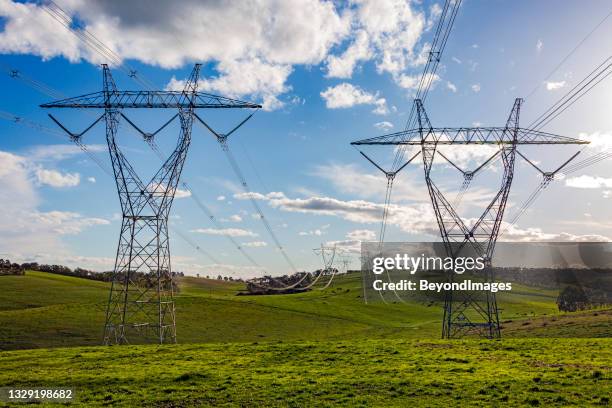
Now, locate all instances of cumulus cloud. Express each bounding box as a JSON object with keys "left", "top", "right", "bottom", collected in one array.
[
  {"left": 29, "top": 210, "right": 109, "bottom": 235},
  {"left": 565, "top": 175, "right": 612, "bottom": 189},
  {"left": 190, "top": 227, "right": 258, "bottom": 237},
  {"left": 234, "top": 190, "right": 602, "bottom": 244},
  {"left": 578, "top": 131, "right": 612, "bottom": 151},
  {"left": 326, "top": 29, "right": 371, "bottom": 78},
  {"left": 374, "top": 121, "right": 394, "bottom": 131},
  {"left": 166, "top": 58, "right": 293, "bottom": 111},
  {"left": 320, "top": 83, "right": 389, "bottom": 114},
  {"left": 0, "top": 150, "right": 109, "bottom": 258},
  {"left": 501, "top": 223, "right": 609, "bottom": 242},
  {"left": 147, "top": 182, "right": 192, "bottom": 199},
  {"left": 471, "top": 83, "right": 481, "bottom": 93},
  {"left": 242, "top": 241, "right": 268, "bottom": 248},
  {"left": 325, "top": 0, "right": 427, "bottom": 87},
  {"left": 446, "top": 81, "right": 457, "bottom": 93},
  {"left": 0, "top": 0, "right": 350, "bottom": 110},
  {"left": 35, "top": 168, "right": 80, "bottom": 188},
  {"left": 28, "top": 144, "right": 106, "bottom": 161},
  {"left": 87, "top": 176, "right": 96, "bottom": 183},
  {"left": 545, "top": 80, "right": 566, "bottom": 91},
  {"left": 234, "top": 191, "right": 437, "bottom": 235},
  {"left": 299, "top": 224, "right": 330, "bottom": 236},
  {"left": 346, "top": 229, "right": 376, "bottom": 241},
  {"left": 395, "top": 72, "right": 439, "bottom": 91},
  {"left": 310, "top": 161, "right": 494, "bottom": 206},
  {"left": 0, "top": 1, "right": 443, "bottom": 107},
  {"left": 325, "top": 229, "right": 376, "bottom": 254}
]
